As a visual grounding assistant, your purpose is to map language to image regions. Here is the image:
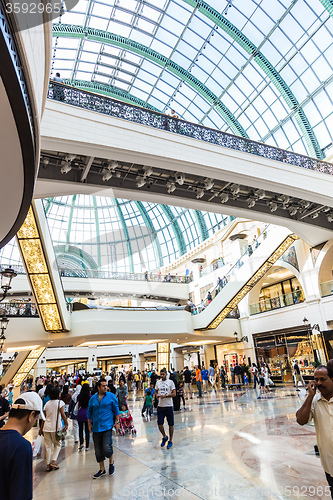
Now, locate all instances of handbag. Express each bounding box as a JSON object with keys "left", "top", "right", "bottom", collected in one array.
[{"left": 55, "top": 401, "right": 67, "bottom": 442}]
